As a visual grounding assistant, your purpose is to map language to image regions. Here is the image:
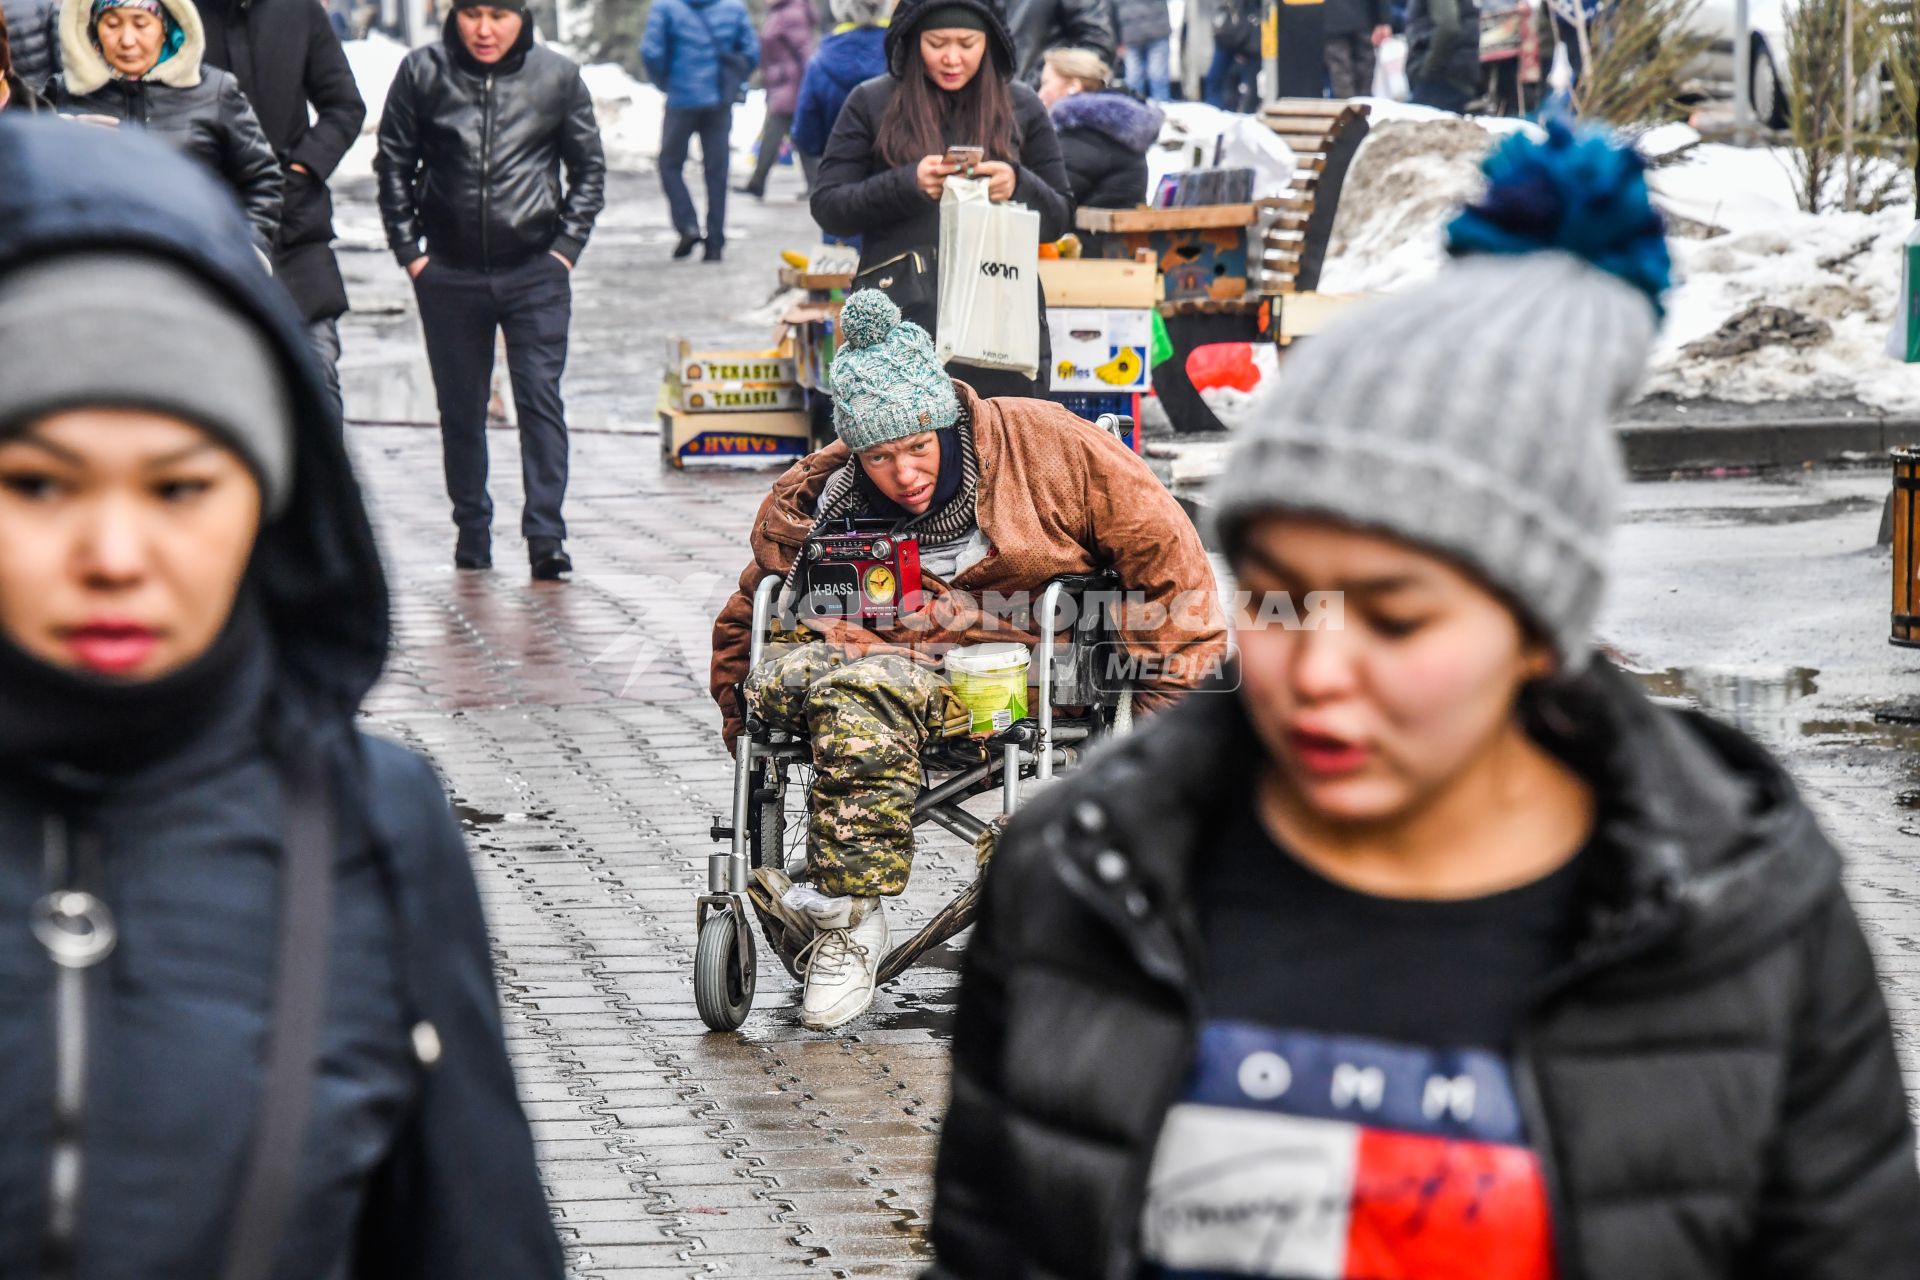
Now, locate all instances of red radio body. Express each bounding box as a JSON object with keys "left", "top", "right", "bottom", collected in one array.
[{"left": 796, "top": 518, "right": 925, "bottom": 628}]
